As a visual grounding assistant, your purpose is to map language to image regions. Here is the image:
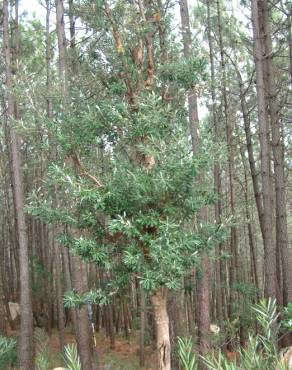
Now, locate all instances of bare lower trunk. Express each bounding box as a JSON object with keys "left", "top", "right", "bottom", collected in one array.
[
  {"left": 238, "top": 71, "right": 264, "bottom": 238},
  {"left": 240, "top": 144, "right": 260, "bottom": 297},
  {"left": 197, "top": 256, "right": 211, "bottom": 356},
  {"left": 216, "top": 0, "right": 239, "bottom": 318},
  {"left": 3, "top": 1, "right": 34, "bottom": 368},
  {"left": 251, "top": 0, "right": 277, "bottom": 300},
  {"left": 0, "top": 259, "right": 7, "bottom": 335},
  {"left": 108, "top": 303, "right": 115, "bottom": 349},
  {"left": 139, "top": 286, "right": 146, "bottom": 367},
  {"left": 54, "top": 238, "right": 65, "bottom": 351},
  {"left": 180, "top": 0, "right": 210, "bottom": 355},
  {"left": 150, "top": 288, "right": 171, "bottom": 370},
  {"left": 206, "top": 0, "right": 223, "bottom": 324},
  {"left": 71, "top": 256, "right": 93, "bottom": 370},
  {"left": 262, "top": 1, "right": 292, "bottom": 305}
]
